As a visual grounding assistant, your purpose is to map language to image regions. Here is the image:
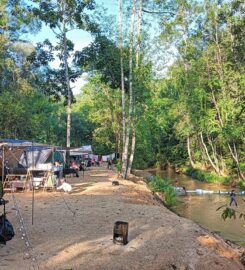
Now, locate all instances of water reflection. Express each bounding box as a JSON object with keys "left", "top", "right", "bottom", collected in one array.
[{"left": 153, "top": 169, "right": 245, "bottom": 245}]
